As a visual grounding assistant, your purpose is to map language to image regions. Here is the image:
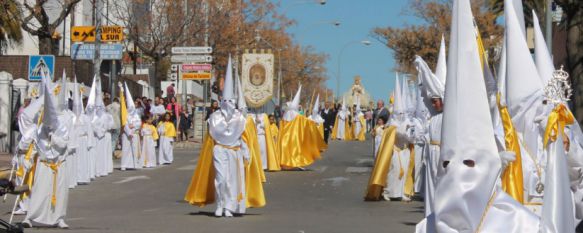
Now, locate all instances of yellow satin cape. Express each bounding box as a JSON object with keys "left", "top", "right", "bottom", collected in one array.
[
  {"left": 278, "top": 115, "right": 326, "bottom": 168},
  {"left": 183, "top": 134, "right": 266, "bottom": 208},
  {"left": 355, "top": 115, "right": 366, "bottom": 141},
  {"left": 315, "top": 123, "right": 328, "bottom": 151},
  {"left": 403, "top": 144, "right": 416, "bottom": 197},
  {"left": 243, "top": 116, "right": 266, "bottom": 182},
  {"left": 262, "top": 115, "right": 281, "bottom": 171},
  {"left": 365, "top": 126, "right": 397, "bottom": 201},
  {"left": 331, "top": 115, "right": 353, "bottom": 140},
  {"left": 270, "top": 124, "right": 279, "bottom": 142},
  {"left": 120, "top": 85, "right": 127, "bottom": 127}
]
